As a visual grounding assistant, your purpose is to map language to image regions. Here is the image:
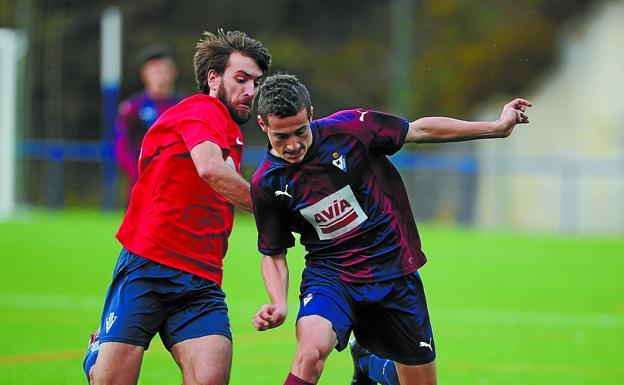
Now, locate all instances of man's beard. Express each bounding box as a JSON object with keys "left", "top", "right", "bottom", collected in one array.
[{"left": 216, "top": 83, "right": 252, "bottom": 125}]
